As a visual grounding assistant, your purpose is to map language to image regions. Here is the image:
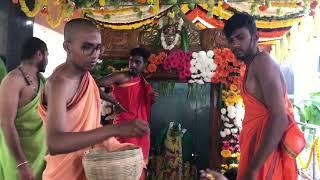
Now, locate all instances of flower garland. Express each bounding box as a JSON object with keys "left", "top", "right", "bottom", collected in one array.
[
  {"left": 211, "top": 48, "right": 246, "bottom": 88},
  {"left": 159, "top": 17, "right": 184, "bottom": 50},
  {"left": 146, "top": 51, "right": 167, "bottom": 73},
  {"left": 219, "top": 85, "right": 245, "bottom": 173},
  {"left": 162, "top": 49, "right": 192, "bottom": 81},
  {"left": 47, "top": 2, "right": 74, "bottom": 28},
  {"left": 19, "top": 0, "right": 46, "bottom": 17},
  {"left": 297, "top": 137, "right": 320, "bottom": 170},
  {"left": 189, "top": 50, "right": 217, "bottom": 84}
]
